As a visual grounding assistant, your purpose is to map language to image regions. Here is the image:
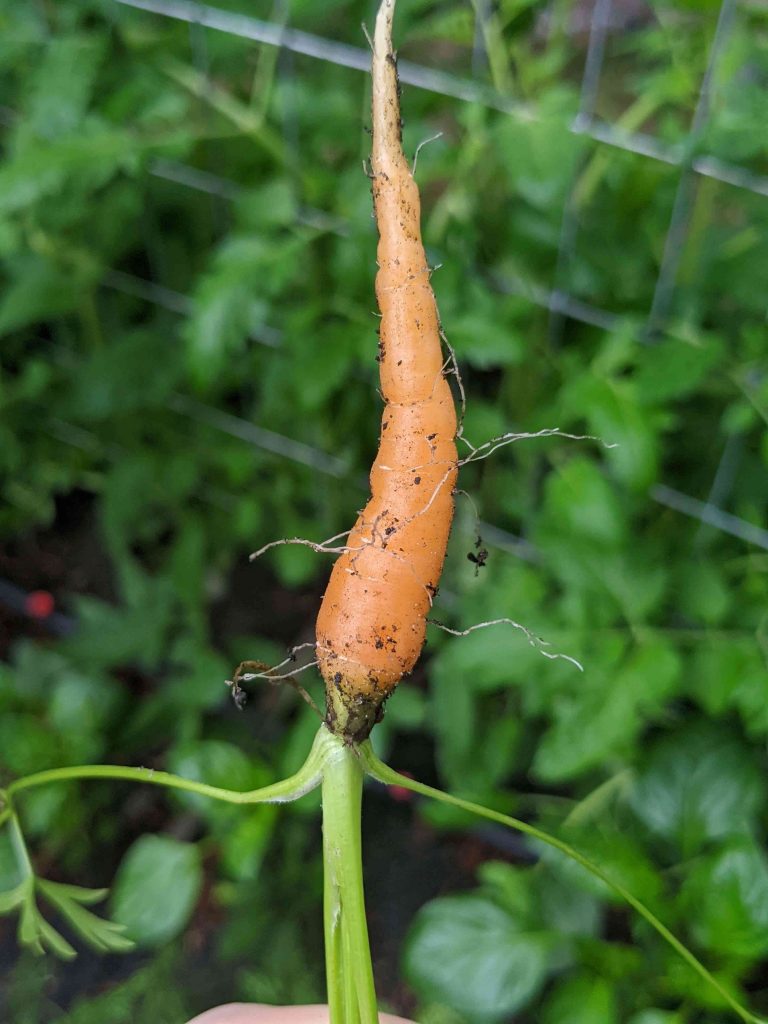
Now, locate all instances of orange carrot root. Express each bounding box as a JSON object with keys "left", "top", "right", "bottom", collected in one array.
[{"left": 315, "top": 0, "right": 458, "bottom": 741}]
